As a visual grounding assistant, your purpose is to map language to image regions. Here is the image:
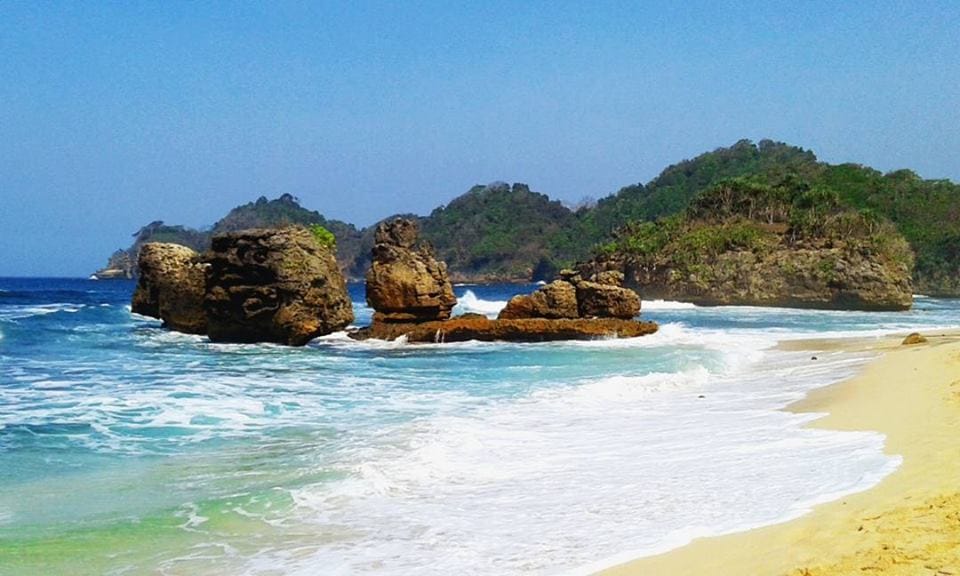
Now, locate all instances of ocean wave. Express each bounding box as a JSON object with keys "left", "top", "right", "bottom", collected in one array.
[
  {"left": 0, "top": 303, "right": 84, "bottom": 320},
  {"left": 277, "top": 346, "right": 894, "bottom": 575},
  {"left": 453, "top": 290, "right": 507, "bottom": 317},
  {"left": 642, "top": 299, "right": 698, "bottom": 310}
]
